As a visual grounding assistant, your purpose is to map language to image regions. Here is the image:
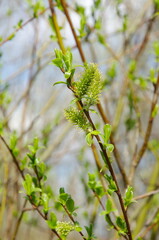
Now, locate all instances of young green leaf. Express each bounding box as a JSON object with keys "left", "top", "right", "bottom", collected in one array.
[
  {"left": 85, "top": 133, "right": 93, "bottom": 146},
  {"left": 53, "top": 81, "right": 67, "bottom": 86},
  {"left": 47, "top": 212, "right": 57, "bottom": 229},
  {"left": 66, "top": 197, "right": 75, "bottom": 213},
  {"left": 124, "top": 186, "right": 135, "bottom": 207},
  {"left": 103, "top": 124, "right": 112, "bottom": 143},
  {"left": 105, "top": 199, "right": 116, "bottom": 214},
  {"left": 41, "top": 193, "right": 49, "bottom": 214},
  {"left": 116, "top": 217, "right": 127, "bottom": 232}
]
